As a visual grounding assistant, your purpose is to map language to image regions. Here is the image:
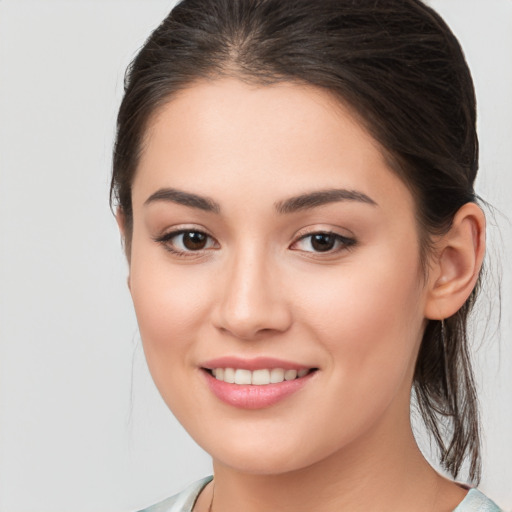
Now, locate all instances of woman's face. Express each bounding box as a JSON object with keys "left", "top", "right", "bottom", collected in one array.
[{"left": 127, "top": 78, "right": 431, "bottom": 474}]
